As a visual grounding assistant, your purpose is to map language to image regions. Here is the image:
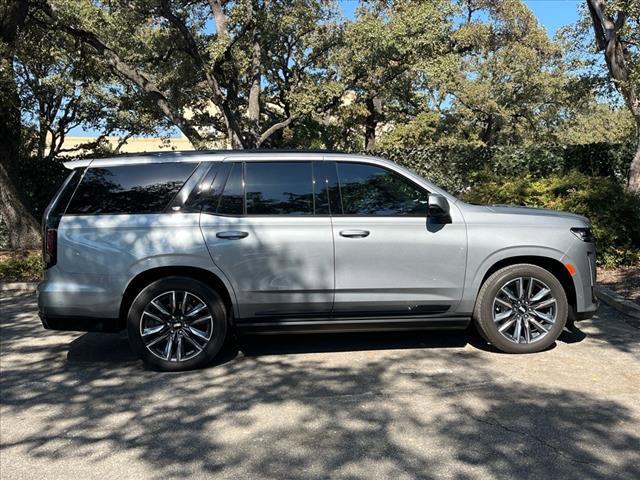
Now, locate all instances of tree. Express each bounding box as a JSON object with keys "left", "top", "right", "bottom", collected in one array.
[
  {"left": 37, "top": 0, "right": 343, "bottom": 149},
  {"left": 585, "top": 0, "right": 640, "bottom": 191},
  {"left": 1, "top": 0, "right": 41, "bottom": 250},
  {"left": 445, "top": 0, "right": 570, "bottom": 146},
  {"left": 15, "top": 15, "right": 163, "bottom": 161},
  {"left": 332, "top": 0, "right": 457, "bottom": 151}
]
